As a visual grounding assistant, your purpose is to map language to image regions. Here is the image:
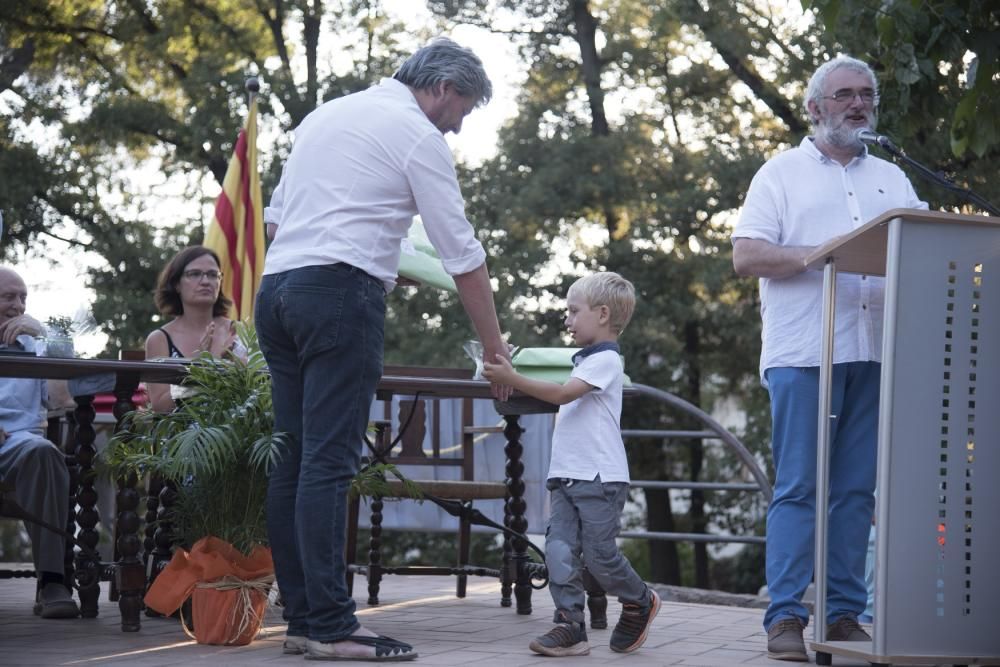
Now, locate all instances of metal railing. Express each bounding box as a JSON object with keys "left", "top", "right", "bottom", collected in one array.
[{"left": 617, "top": 383, "right": 770, "bottom": 546}]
